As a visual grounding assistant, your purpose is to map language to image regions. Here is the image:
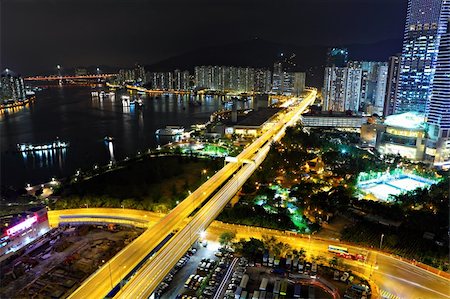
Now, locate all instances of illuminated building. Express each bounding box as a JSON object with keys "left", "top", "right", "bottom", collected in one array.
[
  {"left": 425, "top": 1, "right": 450, "bottom": 167},
  {"left": 323, "top": 61, "right": 388, "bottom": 114},
  {"left": 323, "top": 66, "right": 348, "bottom": 112},
  {"left": 117, "top": 65, "right": 146, "bottom": 85},
  {"left": 345, "top": 62, "right": 363, "bottom": 112},
  {"left": 377, "top": 112, "right": 427, "bottom": 161},
  {"left": 384, "top": 55, "right": 401, "bottom": 116},
  {"left": 0, "top": 74, "right": 26, "bottom": 102},
  {"left": 174, "top": 69, "right": 190, "bottom": 91},
  {"left": 272, "top": 62, "right": 283, "bottom": 94},
  {"left": 292, "top": 72, "right": 306, "bottom": 96},
  {"left": 254, "top": 69, "right": 272, "bottom": 93},
  {"left": 301, "top": 112, "right": 367, "bottom": 129},
  {"left": 394, "top": 0, "right": 444, "bottom": 114},
  {"left": 0, "top": 207, "right": 50, "bottom": 259},
  {"left": 194, "top": 66, "right": 266, "bottom": 93},
  {"left": 326, "top": 48, "right": 349, "bottom": 67}
]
